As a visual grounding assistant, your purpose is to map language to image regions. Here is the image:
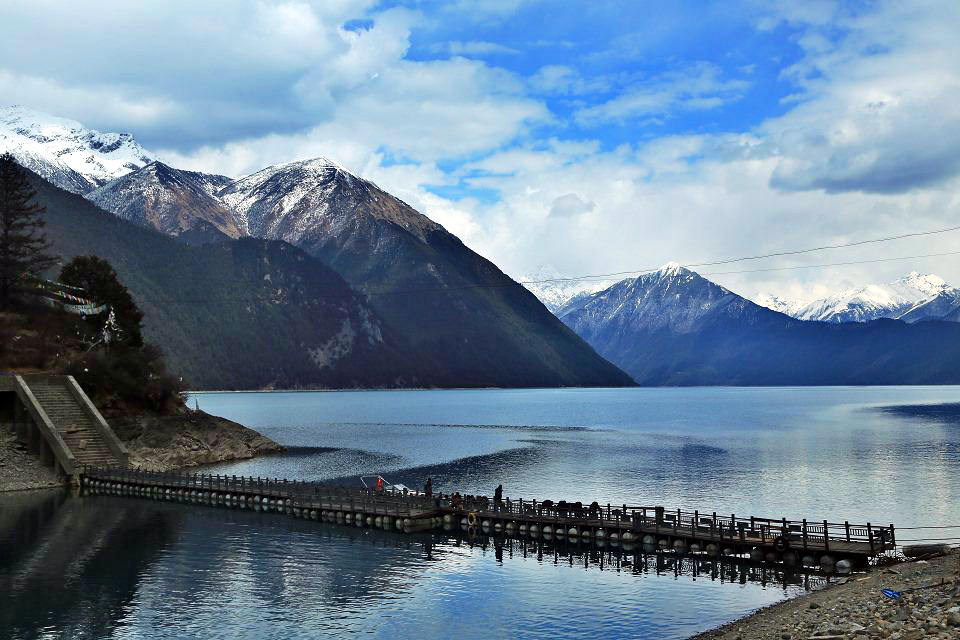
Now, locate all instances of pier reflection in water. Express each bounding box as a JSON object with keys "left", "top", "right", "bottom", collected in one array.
[{"left": 0, "top": 490, "right": 817, "bottom": 640}]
